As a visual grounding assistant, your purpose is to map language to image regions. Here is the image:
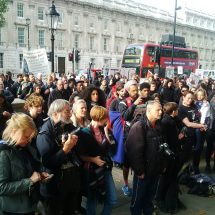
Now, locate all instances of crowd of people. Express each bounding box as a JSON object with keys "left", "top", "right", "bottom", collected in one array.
[{"left": 0, "top": 70, "right": 215, "bottom": 215}]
